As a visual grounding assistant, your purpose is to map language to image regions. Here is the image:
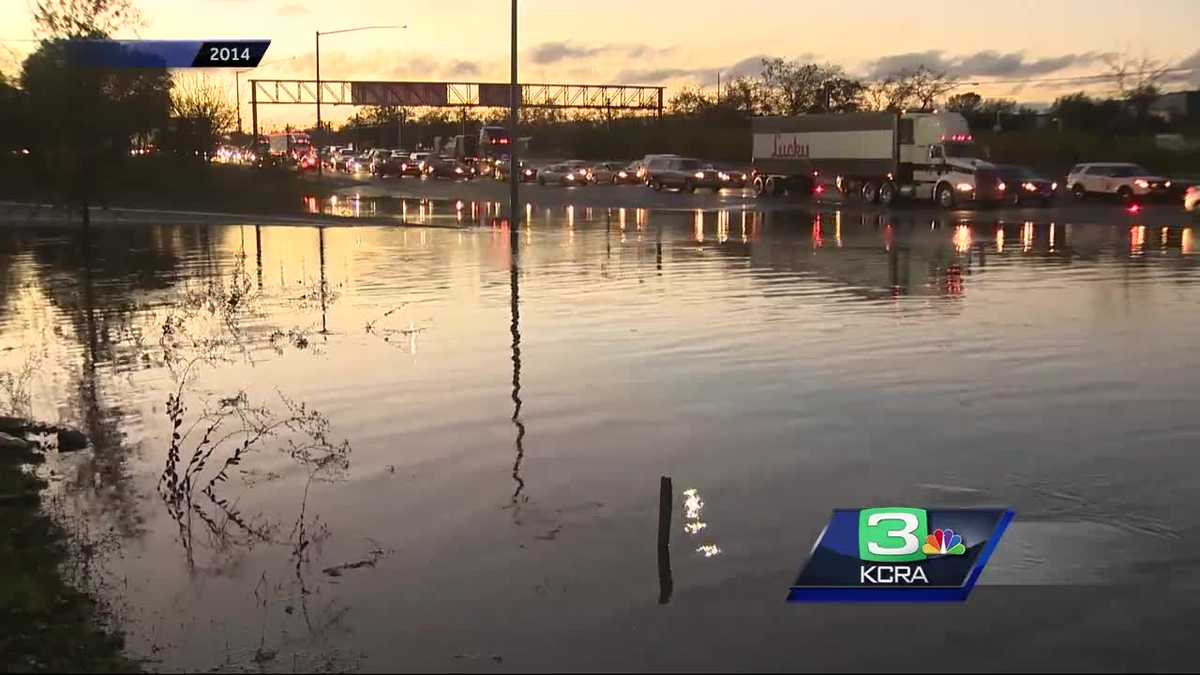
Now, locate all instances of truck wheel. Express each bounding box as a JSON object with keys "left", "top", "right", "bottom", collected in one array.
[
  {"left": 862, "top": 181, "right": 881, "bottom": 204},
  {"left": 1117, "top": 186, "right": 1133, "bottom": 202},
  {"left": 765, "top": 177, "right": 782, "bottom": 197},
  {"left": 937, "top": 184, "right": 956, "bottom": 209},
  {"left": 879, "top": 181, "right": 897, "bottom": 206},
  {"left": 652, "top": 180, "right": 663, "bottom": 192},
  {"left": 1072, "top": 184, "right": 1086, "bottom": 200},
  {"left": 753, "top": 176, "right": 768, "bottom": 197}
]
